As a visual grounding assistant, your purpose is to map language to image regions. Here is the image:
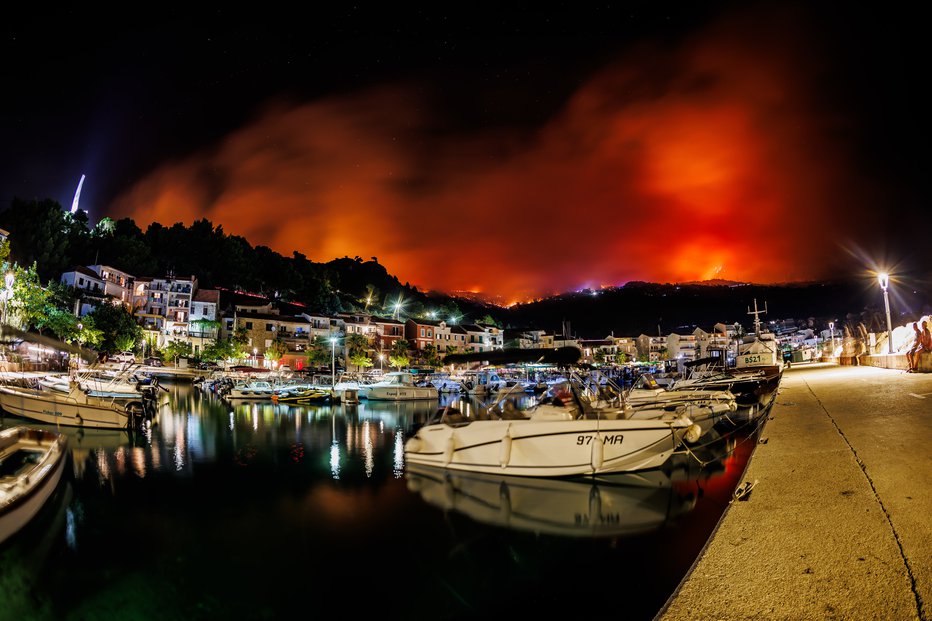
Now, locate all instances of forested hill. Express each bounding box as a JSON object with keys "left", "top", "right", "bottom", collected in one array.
[
  {"left": 0, "top": 198, "right": 500, "bottom": 321},
  {"left": 1, "top": 198, "right": 929, "bottom": 337}
]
